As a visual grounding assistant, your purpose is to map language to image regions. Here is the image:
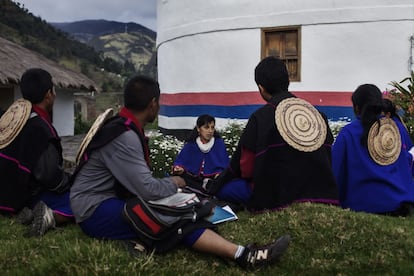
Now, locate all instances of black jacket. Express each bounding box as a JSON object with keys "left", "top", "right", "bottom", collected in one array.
[
  {"left": 0, "top": 112, "right": 70, "bottom": 212},
  {"left": 230, "top": 91, "right": 338, "bottom": 211}
]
